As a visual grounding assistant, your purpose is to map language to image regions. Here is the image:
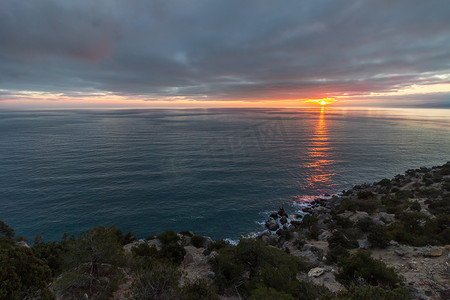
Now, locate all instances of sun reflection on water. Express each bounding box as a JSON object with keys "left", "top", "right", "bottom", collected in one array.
[{"left": 303, "top": 107, "right": 335, "bottom": 189}]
